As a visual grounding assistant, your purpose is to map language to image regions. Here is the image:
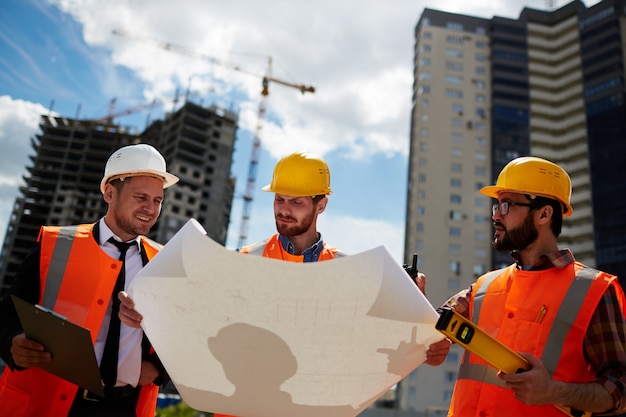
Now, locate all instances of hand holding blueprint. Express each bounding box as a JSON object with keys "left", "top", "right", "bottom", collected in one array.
[{"left": 129, "top": 219, "right": 442, "bottom": 417}]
